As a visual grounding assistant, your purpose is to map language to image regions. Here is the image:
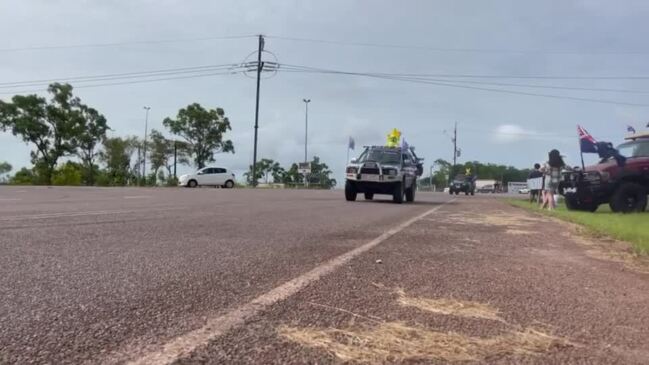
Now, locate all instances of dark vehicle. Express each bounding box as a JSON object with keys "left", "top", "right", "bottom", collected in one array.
[
  {"left": 449, "top": 174, "right": 476, "bottom": 195},
  {"left": 345, "top": 145, "right": 424, "bottom": 203},
  {"left": 559, "top": 132, "right": 649, "bottom": 213}
]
